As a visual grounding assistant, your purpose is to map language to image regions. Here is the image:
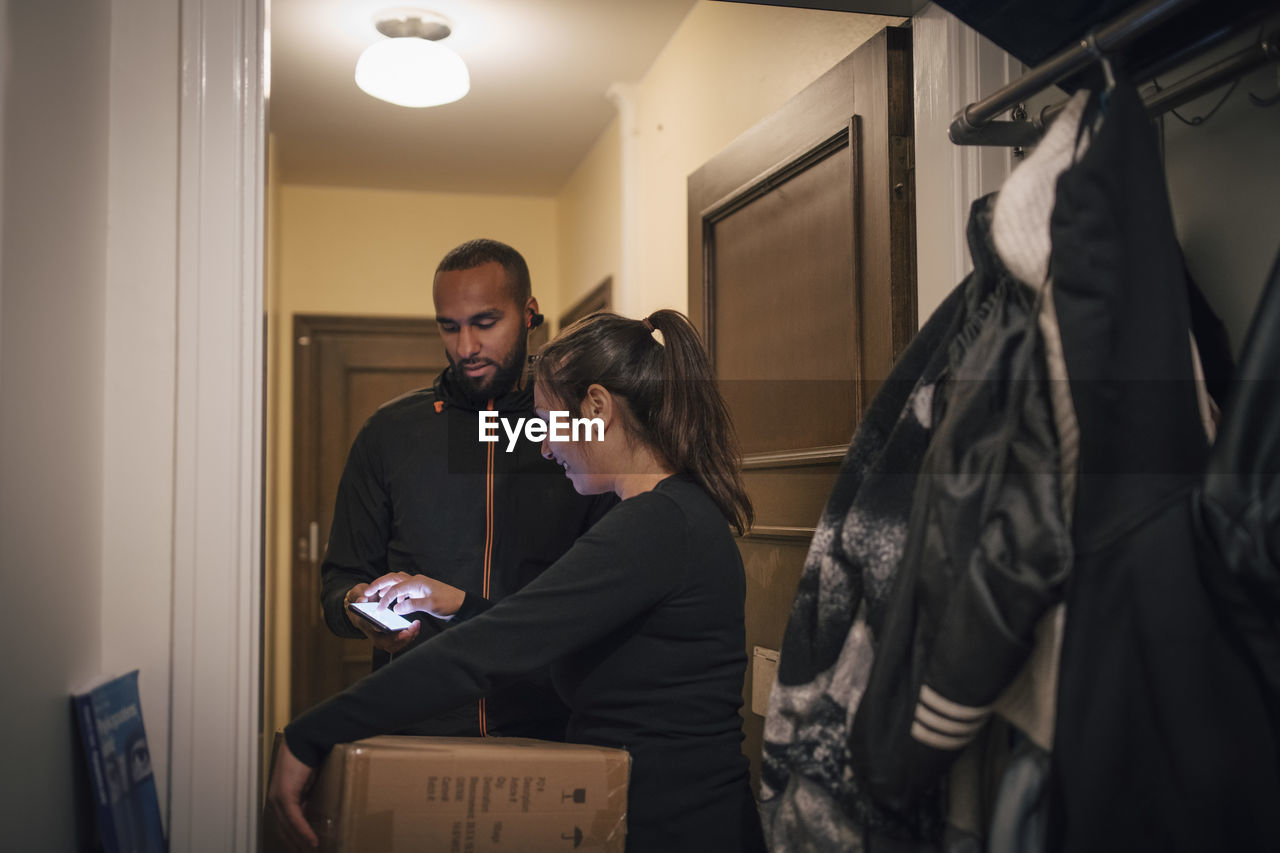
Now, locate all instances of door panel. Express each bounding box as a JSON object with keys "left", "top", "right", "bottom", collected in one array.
[
  {"left": 707, "top": 124, "right": 862, "bottom": 454},
  {"left": 291, "top": 315, "right": 445, "bottom": 717},
  {"left": 688, "top": 26, "right": 915, "bottom": 790}
]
